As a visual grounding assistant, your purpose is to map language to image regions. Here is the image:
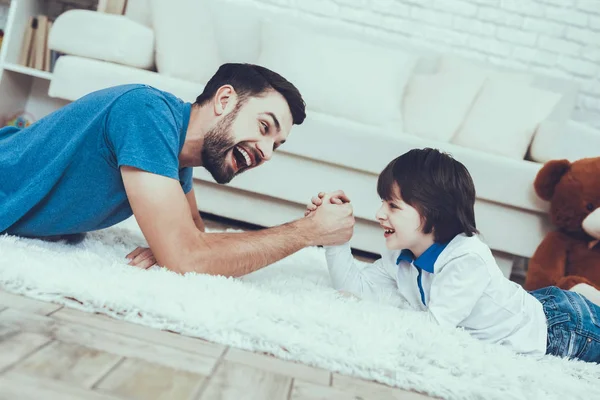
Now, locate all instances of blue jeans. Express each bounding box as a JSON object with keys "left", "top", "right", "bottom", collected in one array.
[{"left": 530, "top": 286, "right": 600, "bottom": 363}]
